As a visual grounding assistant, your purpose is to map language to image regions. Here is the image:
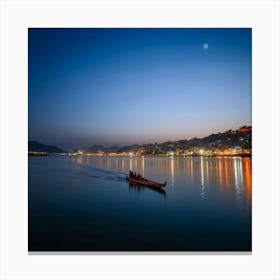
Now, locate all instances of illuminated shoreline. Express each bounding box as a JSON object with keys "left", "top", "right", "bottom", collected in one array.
[{"left": 28, "top": 151, "right": 252, "bottom": 157}]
